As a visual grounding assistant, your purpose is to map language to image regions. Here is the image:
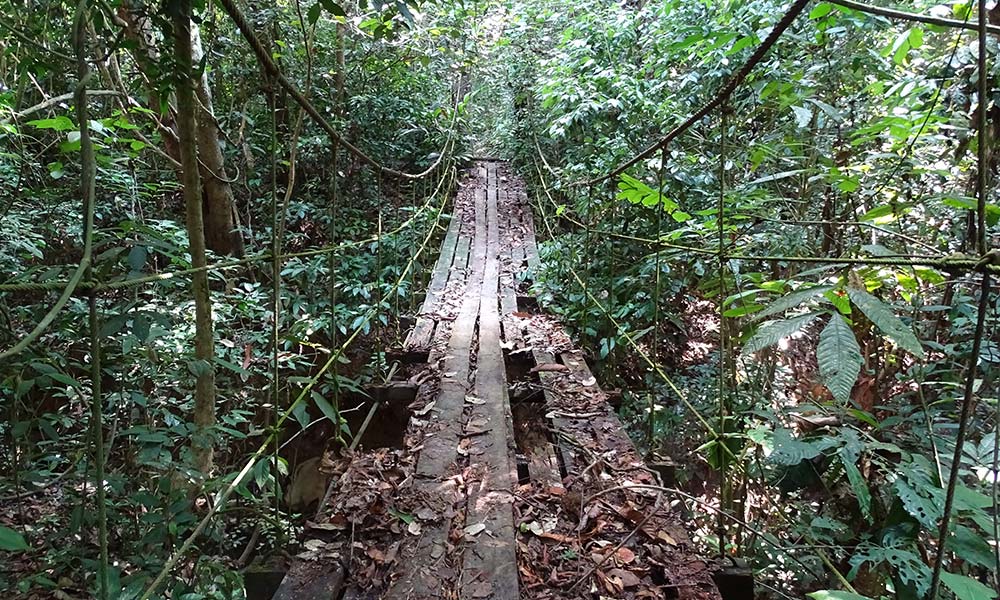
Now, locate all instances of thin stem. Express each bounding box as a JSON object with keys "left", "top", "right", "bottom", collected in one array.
[{"left": 928, "top": 274, "right": 992, "bottom": 596}]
